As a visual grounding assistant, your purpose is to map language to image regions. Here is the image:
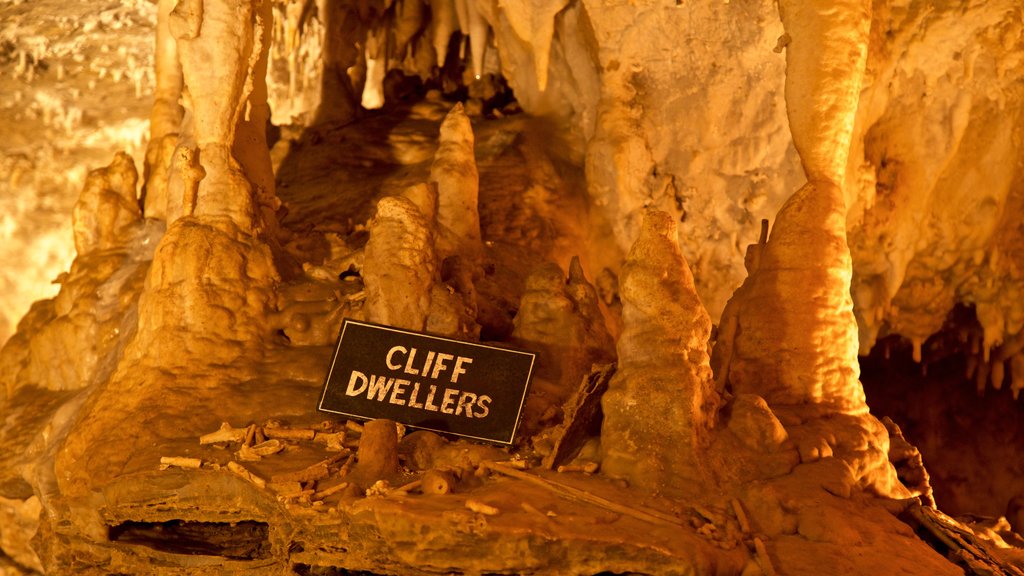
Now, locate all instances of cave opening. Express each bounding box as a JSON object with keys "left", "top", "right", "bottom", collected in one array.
[
  {"left": 861, "top": 304, "right": 1024, "bottom": 528},
  {"left": 107, "top": 520, "right": 271, "bottom": 560}
]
